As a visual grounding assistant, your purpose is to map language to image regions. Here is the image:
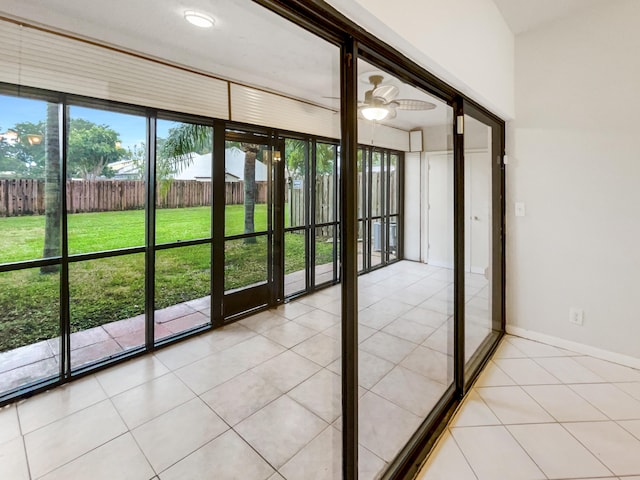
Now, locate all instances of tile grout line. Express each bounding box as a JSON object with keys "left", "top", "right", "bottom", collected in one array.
[{"left": 555, "top": 421, "right": 617, "bottom": 478}]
